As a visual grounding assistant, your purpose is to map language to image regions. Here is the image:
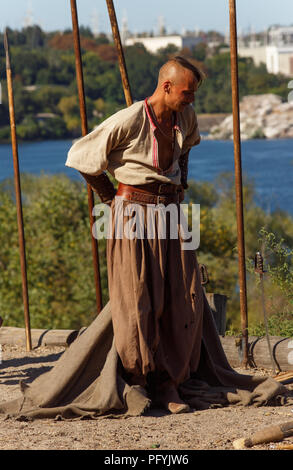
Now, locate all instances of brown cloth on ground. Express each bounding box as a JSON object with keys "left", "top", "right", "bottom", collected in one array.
[{"left": 0, "top": 299, "right": 290, "bottom": 421}]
